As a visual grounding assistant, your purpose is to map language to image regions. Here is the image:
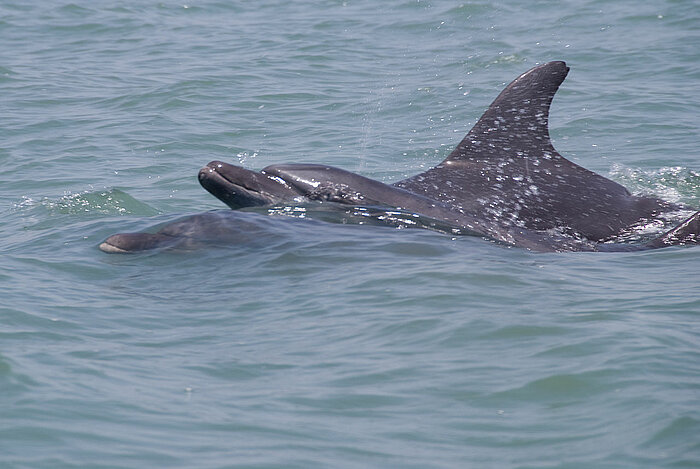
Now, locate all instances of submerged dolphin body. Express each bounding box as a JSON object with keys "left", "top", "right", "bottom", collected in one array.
[{"left": 100, "top": 61, "right": 699, "bottom": 253}]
